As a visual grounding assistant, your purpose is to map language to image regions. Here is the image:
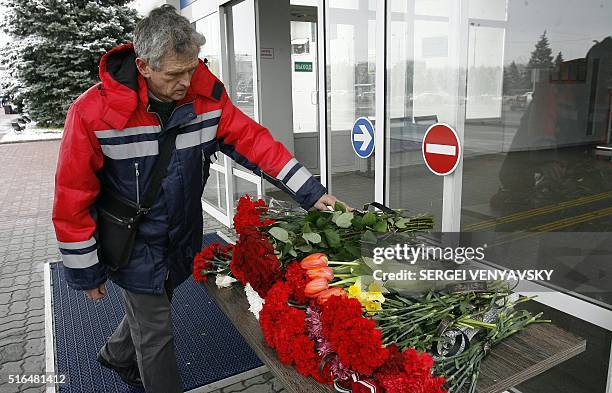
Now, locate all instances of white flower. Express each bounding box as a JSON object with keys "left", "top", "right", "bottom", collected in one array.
[
  {"left": 244, "top": 284, "right": 265, "bottom": 320},
  {"left": 215, "top": 274, "right": 237, "bottom": 288}
]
